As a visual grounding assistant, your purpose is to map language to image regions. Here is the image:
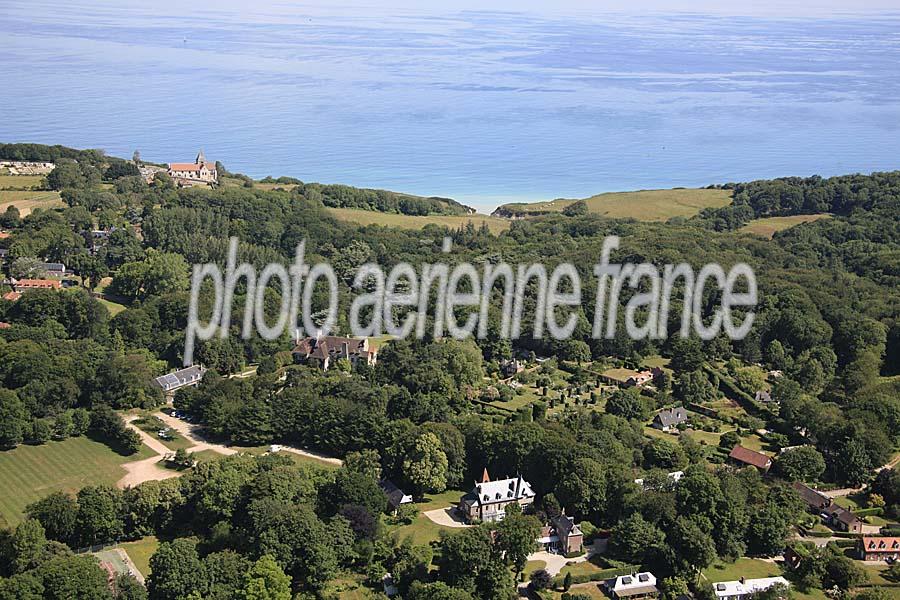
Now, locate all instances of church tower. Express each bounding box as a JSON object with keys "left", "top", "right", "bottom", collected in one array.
[{"left": 196, "top": 149, "right": 206, "bottom": 165}]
